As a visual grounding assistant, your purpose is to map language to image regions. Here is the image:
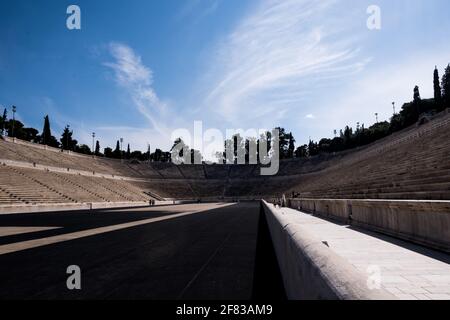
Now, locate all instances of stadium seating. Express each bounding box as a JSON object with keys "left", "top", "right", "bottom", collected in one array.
[
  {"left": 1, "top": 110, "right": 449, "bottom": 204},
  {"left": 178, "top": 165, "right": 206, "bottom": 179},
  {"left": 0, "top": 139, "right": 139, "bottom": 177},
  {"left": 286, "top": 114, "right": 450, "bottom": 200},
  {"left": 0, "top": 163, "right": 152, "bottom": 205},
  {"left": 132, "top": 180, "right": 195, "bottom": 200},
  {"left": 0, "top": 165, "right": 74, "bottom": 204},
  {"left": 191, "top": 180, "right": 226, "bottom": 199}
]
